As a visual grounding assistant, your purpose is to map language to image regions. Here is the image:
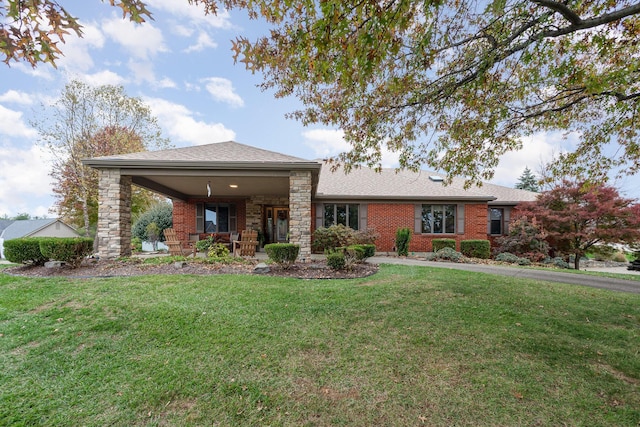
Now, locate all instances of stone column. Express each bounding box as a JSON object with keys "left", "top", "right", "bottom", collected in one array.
[
  {"left": 289, "top": 170, "right": 312, "bottom": 261},
  {"left": 97, "top": 168, "right": 132, "bottom": 258}
]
